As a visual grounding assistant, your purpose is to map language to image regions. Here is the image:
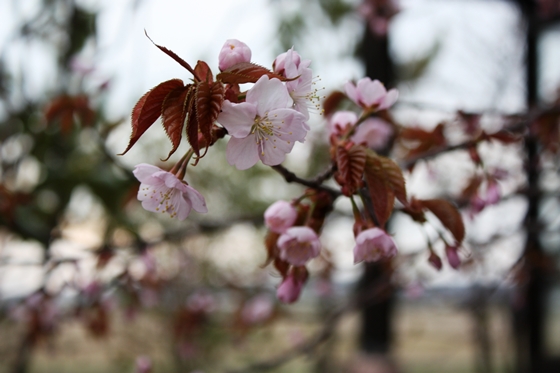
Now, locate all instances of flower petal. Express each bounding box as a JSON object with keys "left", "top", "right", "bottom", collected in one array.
[
  {"left": 358, "top": 78, "right": 386, "bottom": 107},
  {"left": 226, "top": 135, "right": 260, "bottom": 170},
  {"left": 218, "top": 101, "right": 257, "bottom": 138},
  {"left": 247, "top": 76, "right": 291, "bottom": 115},
  {"left": 185, "top": 185, "right": 208, "bottom": 213},
  {"left": 133, "top": 164, "right": 164, "bottom": 183},
  {"left": 378, "top": 88, "right": 398, "bottom": 110}
]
